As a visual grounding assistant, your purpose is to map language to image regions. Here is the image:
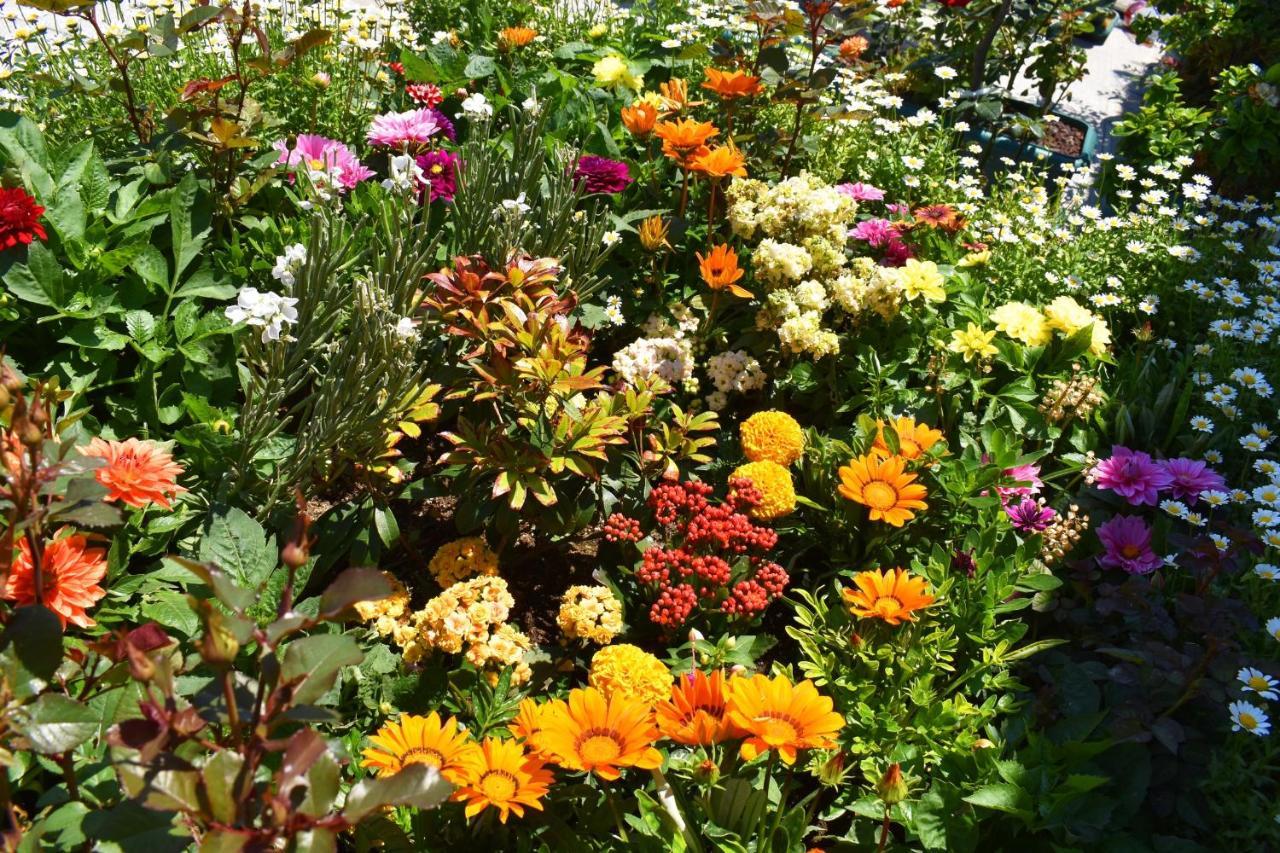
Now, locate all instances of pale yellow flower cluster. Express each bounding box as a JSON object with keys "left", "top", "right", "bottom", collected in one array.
[
  {"left": 428, "top": 536, "right": 500, "bottom": 588},
  {"left": 557, "top": 585, "right": 624, "bottom": 645},
  {"left": 354, "top": 572, "right": 411, "bottom": 638}
]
